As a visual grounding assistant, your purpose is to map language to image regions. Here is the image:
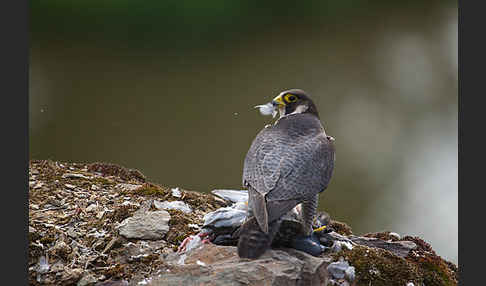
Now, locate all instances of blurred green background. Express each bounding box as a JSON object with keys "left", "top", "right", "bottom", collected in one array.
[{"left": 29, "top": 1, "right": 458, "bottom": 263}]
